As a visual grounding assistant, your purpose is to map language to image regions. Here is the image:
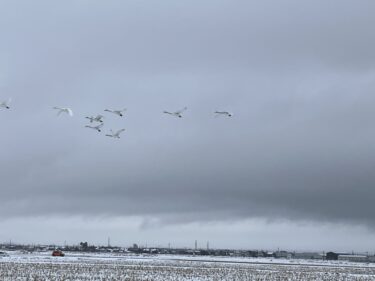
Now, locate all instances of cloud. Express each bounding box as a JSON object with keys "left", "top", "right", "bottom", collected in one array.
[{"left": 0, "top": 0, "right": 375, "bottom": 248}]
